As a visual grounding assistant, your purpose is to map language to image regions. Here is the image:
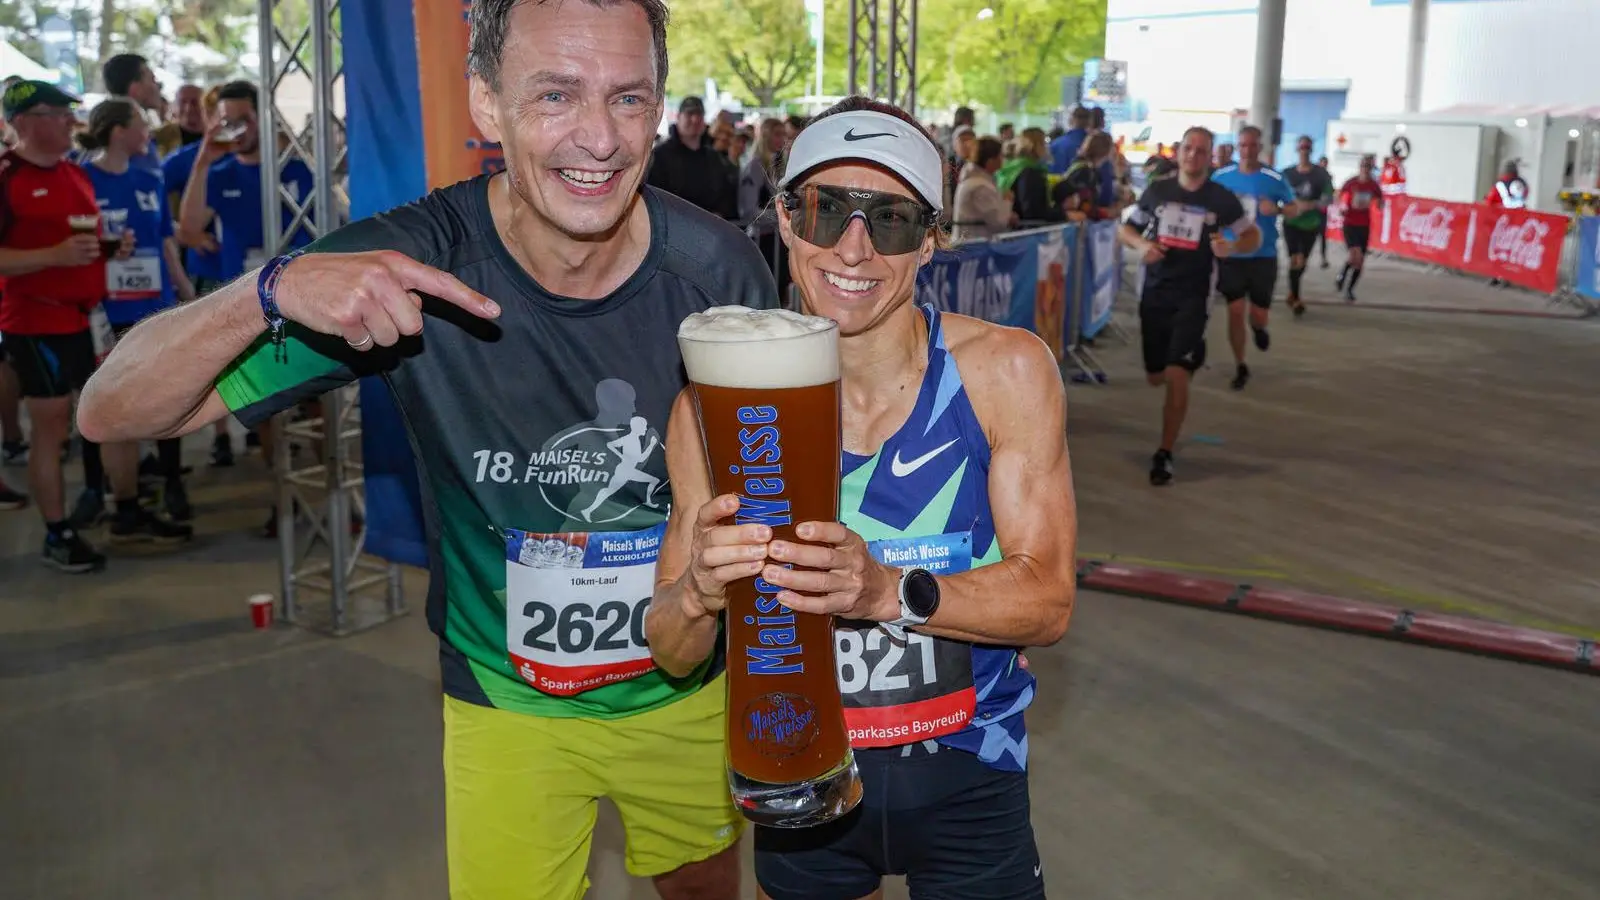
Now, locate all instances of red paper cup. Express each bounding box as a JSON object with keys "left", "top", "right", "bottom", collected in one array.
[{"left": 249, "top": 594, "right": 275, "bottom": 629}]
